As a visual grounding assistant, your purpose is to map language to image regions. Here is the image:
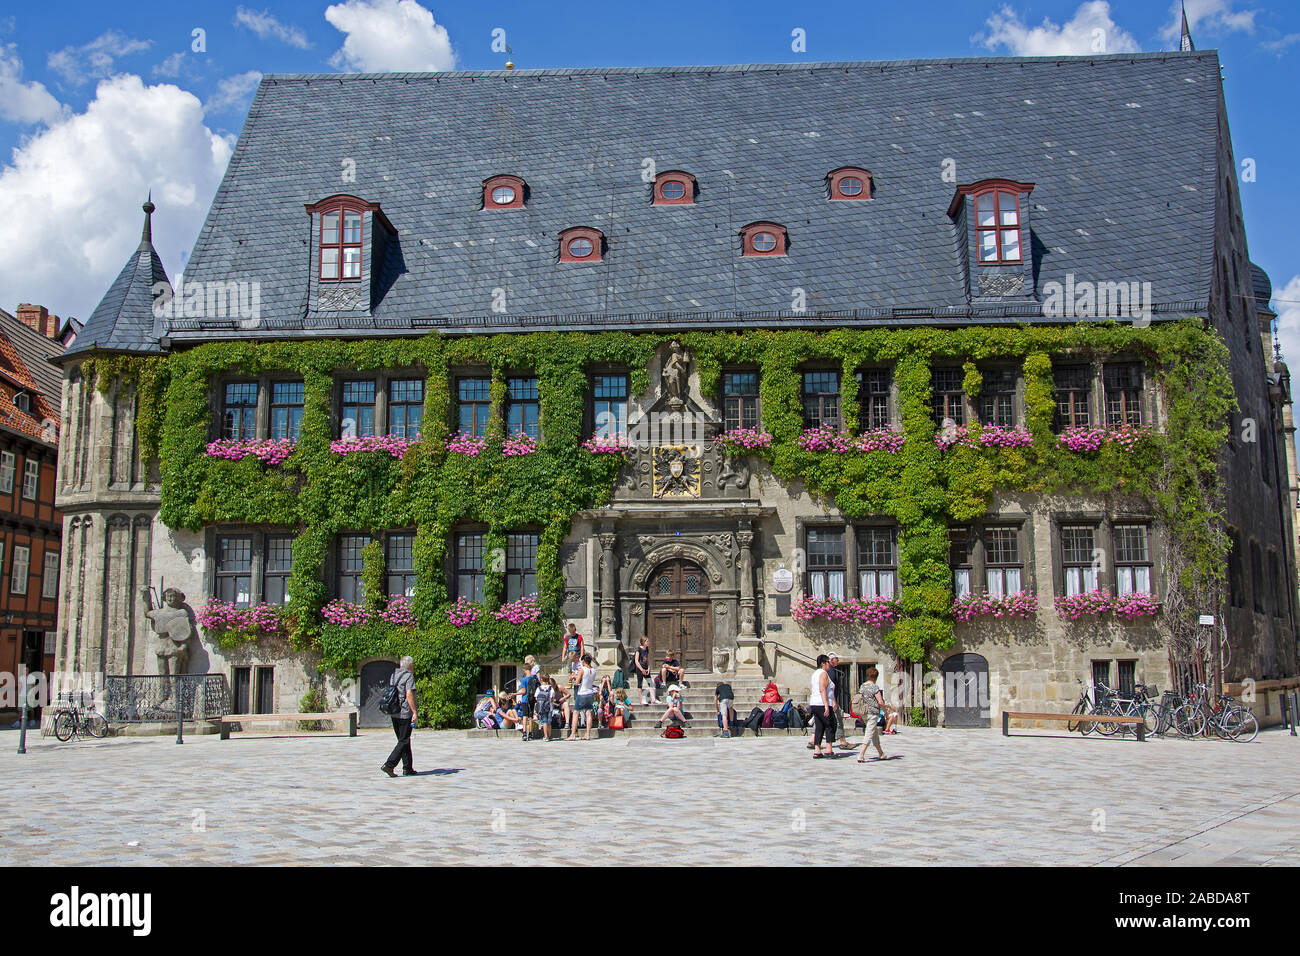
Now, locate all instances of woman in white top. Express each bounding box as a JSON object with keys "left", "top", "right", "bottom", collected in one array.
[
  {"left": 566, "top": 653, "right": 598, "bottom": 741},
  {"left": 809, "top": 654, "right": 837, "bottom": 757}
]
